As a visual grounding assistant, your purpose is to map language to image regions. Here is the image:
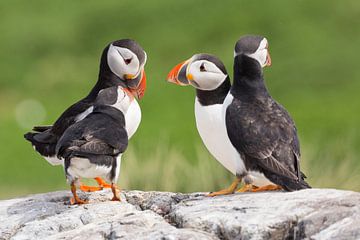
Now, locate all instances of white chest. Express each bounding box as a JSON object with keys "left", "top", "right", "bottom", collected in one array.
[
  {"left": 194, "top": 98, "right": 245, "bottom": 176},
  {"left": 75, "top": 99, "right": 141, "bottom": 140},
  {"left": 124, "top": 99, "right": 141, "bottom": 139}
]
